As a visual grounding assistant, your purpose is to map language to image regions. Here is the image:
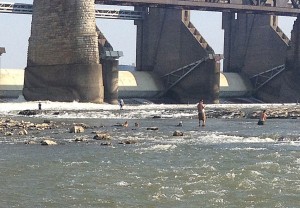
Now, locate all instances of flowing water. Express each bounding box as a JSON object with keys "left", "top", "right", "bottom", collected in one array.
[{"left": 0, "top": 103, "right": 300, "bottom": 207}]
